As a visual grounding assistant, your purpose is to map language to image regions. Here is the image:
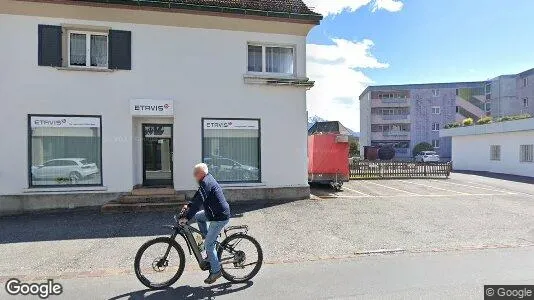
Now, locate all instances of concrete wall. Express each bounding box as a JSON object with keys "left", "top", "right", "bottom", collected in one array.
[
  {"left": 0, "top": 8, "right": 312, "bottom": 205},
  {"left": 517, "top": 73, "right": 534, "bottom": 115},
  {"left": 359, "top": 91, "right": 372, "bottom": 157},
  {"left": 490, "top": 76, "right": 521, "bottom": 117}
]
